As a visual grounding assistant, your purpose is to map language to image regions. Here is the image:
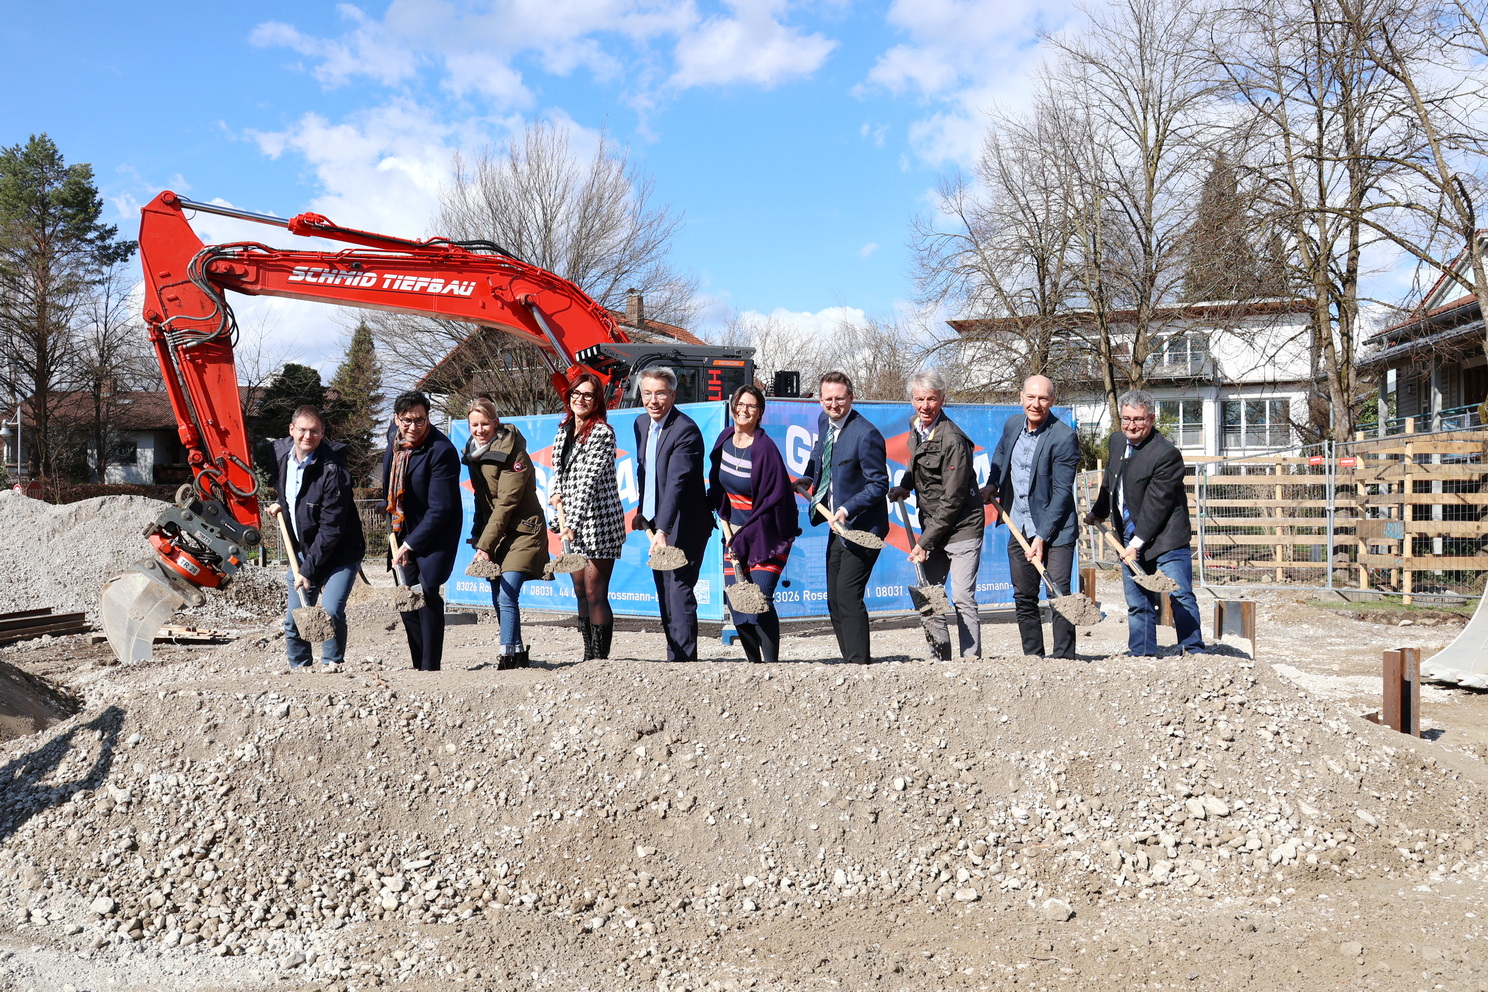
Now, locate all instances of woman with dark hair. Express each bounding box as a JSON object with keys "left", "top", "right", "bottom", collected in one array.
[
  {"left": 549, "top": 373, "right": 624, "bottom": 660},
  {"left": 462, "top": 396, "right": 549, "bottom": 670},
  {"left": 707, "top": 384, "right": 800, "bottom": 664},
  {"left": 382, "top": 390, "right": 461, "bottom": 671}
]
